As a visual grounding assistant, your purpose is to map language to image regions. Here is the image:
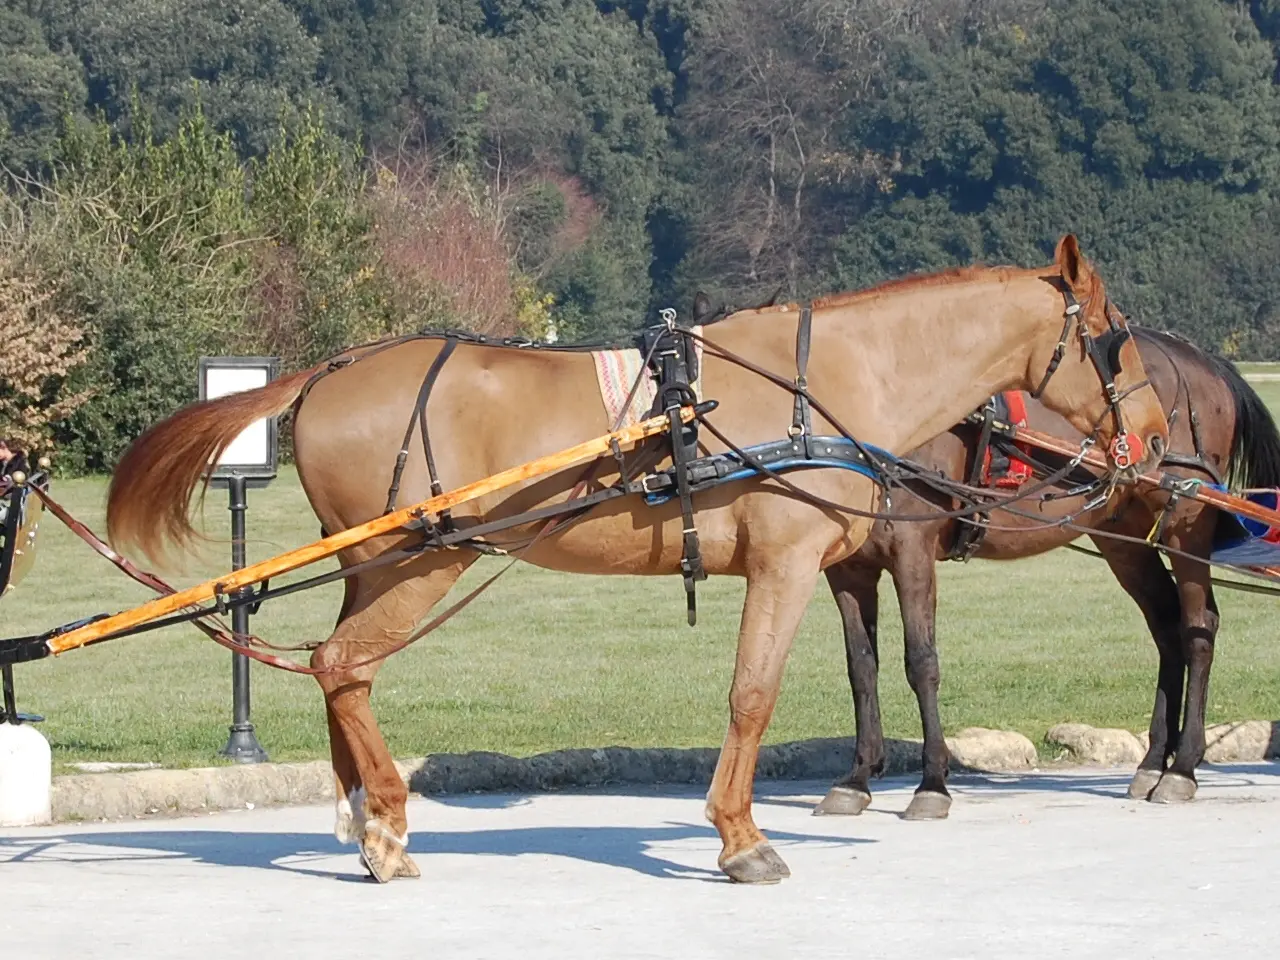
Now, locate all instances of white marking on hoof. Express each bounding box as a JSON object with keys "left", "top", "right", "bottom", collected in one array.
[
  {"left": 366, "top": 817, "right": 409, "bottom": 848},
  {"left": 334, "top": 785, "right": 367, "bottom": 844}
]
